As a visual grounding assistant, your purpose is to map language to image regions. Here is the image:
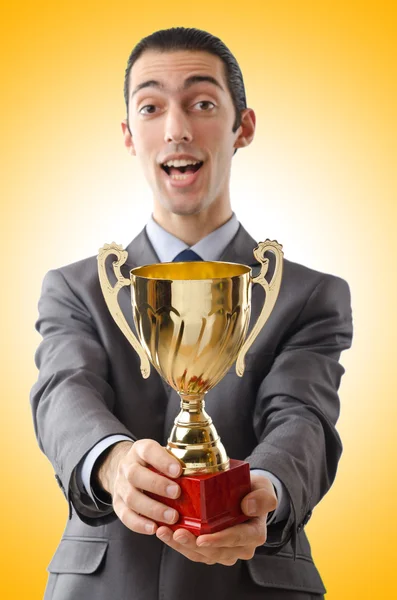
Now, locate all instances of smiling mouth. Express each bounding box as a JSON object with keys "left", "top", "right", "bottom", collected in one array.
[{"left": 161, "top": 162, "right": 203, "bottom": 179}]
